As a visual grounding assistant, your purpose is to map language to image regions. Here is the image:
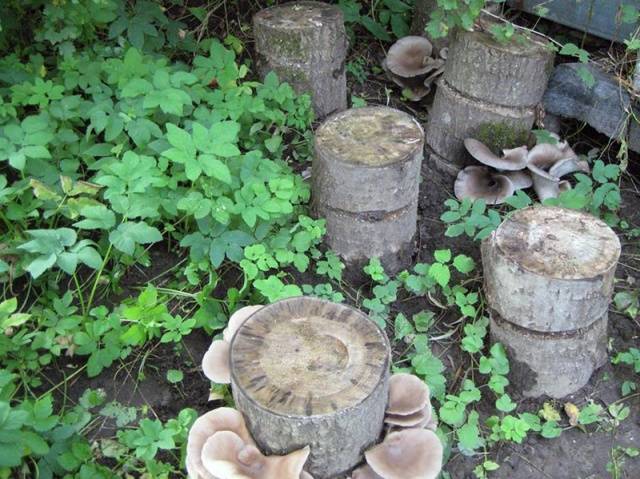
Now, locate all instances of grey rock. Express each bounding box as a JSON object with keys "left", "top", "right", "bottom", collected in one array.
[{"left": 543, "top": 63, "right": 630, "bottom": 138}]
